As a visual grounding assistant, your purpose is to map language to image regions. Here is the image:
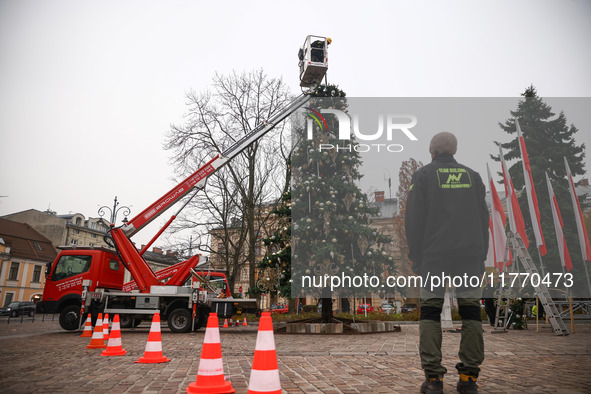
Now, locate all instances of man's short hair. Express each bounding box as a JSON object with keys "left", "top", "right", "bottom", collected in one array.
[{"left": 429, "top": 132, "right": 457, "bottom": 156}]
